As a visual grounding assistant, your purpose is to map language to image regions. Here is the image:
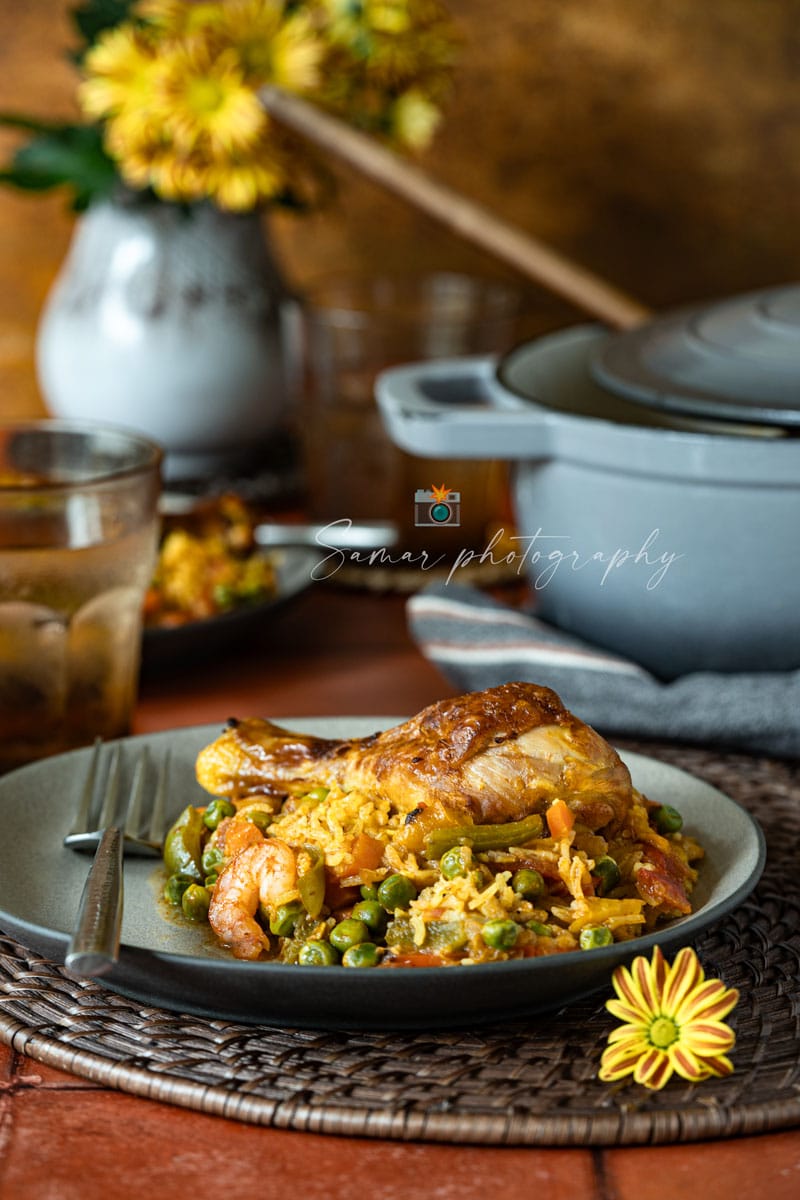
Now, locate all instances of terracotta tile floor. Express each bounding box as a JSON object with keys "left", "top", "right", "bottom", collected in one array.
[{"left": 0, "top": 1042, "right": 798, "bottom": 1200}]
